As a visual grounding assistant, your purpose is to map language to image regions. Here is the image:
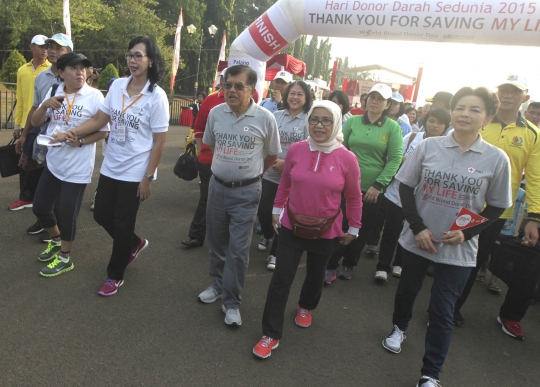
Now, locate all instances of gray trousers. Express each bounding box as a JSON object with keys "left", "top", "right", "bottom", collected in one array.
[{"left": 206, "top": 176, "right": 261, "bottom": 309}]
